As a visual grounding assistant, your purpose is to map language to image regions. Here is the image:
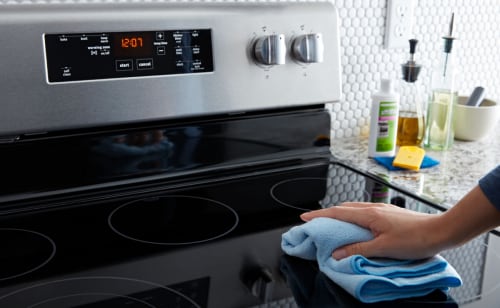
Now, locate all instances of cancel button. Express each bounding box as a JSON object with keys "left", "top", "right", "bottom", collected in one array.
[{"left": 137, "top": 58, "right": 154, "bottom": 70}]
